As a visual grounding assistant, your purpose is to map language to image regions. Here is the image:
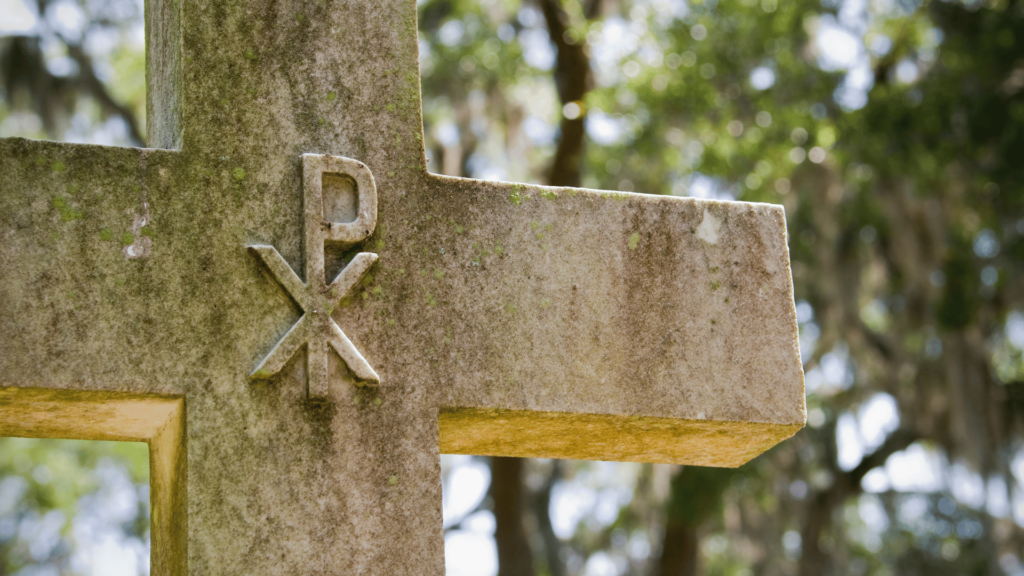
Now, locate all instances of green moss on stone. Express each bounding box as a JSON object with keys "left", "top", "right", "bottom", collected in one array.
[
  {"left": 100, "top": 228, "right": 113, "bottom": 241},
  {"left": 232, "top": 167, "right": 246, "bottom": 181},
  {"left": 628, "top": 233, "right": 640, "bottom": 250},
  {"left": 121, "top": 232, "right": 135, "bottom": 245},
  {"left": 509, "top": 185, "right": 529, "bottom": 206},
  {"left": 52, "top": 196, "right": 83, "bottom": 221},
  {"left": 51, "top": 161, "right": 66, "bottom": 172}
]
